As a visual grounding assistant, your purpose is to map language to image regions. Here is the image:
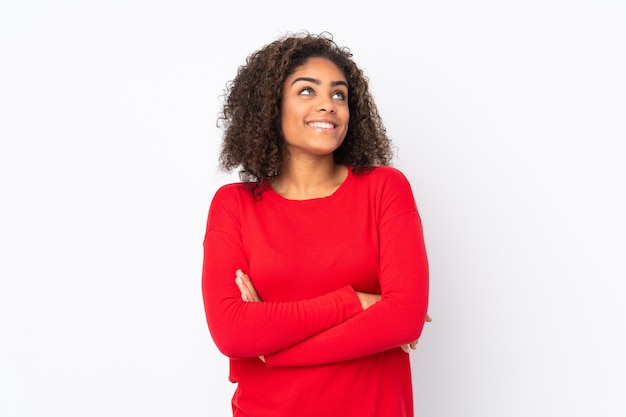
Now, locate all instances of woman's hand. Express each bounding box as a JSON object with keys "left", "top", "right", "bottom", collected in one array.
[
  {"left": 235, "top": 270, "right": 265, "bottom": 362},
  {"left": 355, "top": 291, "right": 381, "bottom": 310},
  {"left": 400, "top": 313, "right": 432, "bottom": 353},
  {"left": 235, "top": 269, "right": 262, "bottom": 302}
]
